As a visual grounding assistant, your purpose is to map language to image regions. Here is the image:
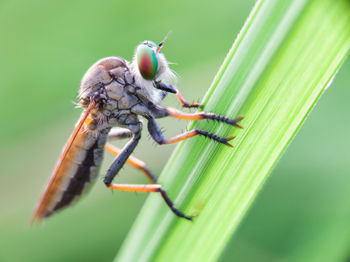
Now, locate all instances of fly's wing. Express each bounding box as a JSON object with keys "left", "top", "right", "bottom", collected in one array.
[{"left": 31, "top": 101, "right": 109, "bottom": 223}]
